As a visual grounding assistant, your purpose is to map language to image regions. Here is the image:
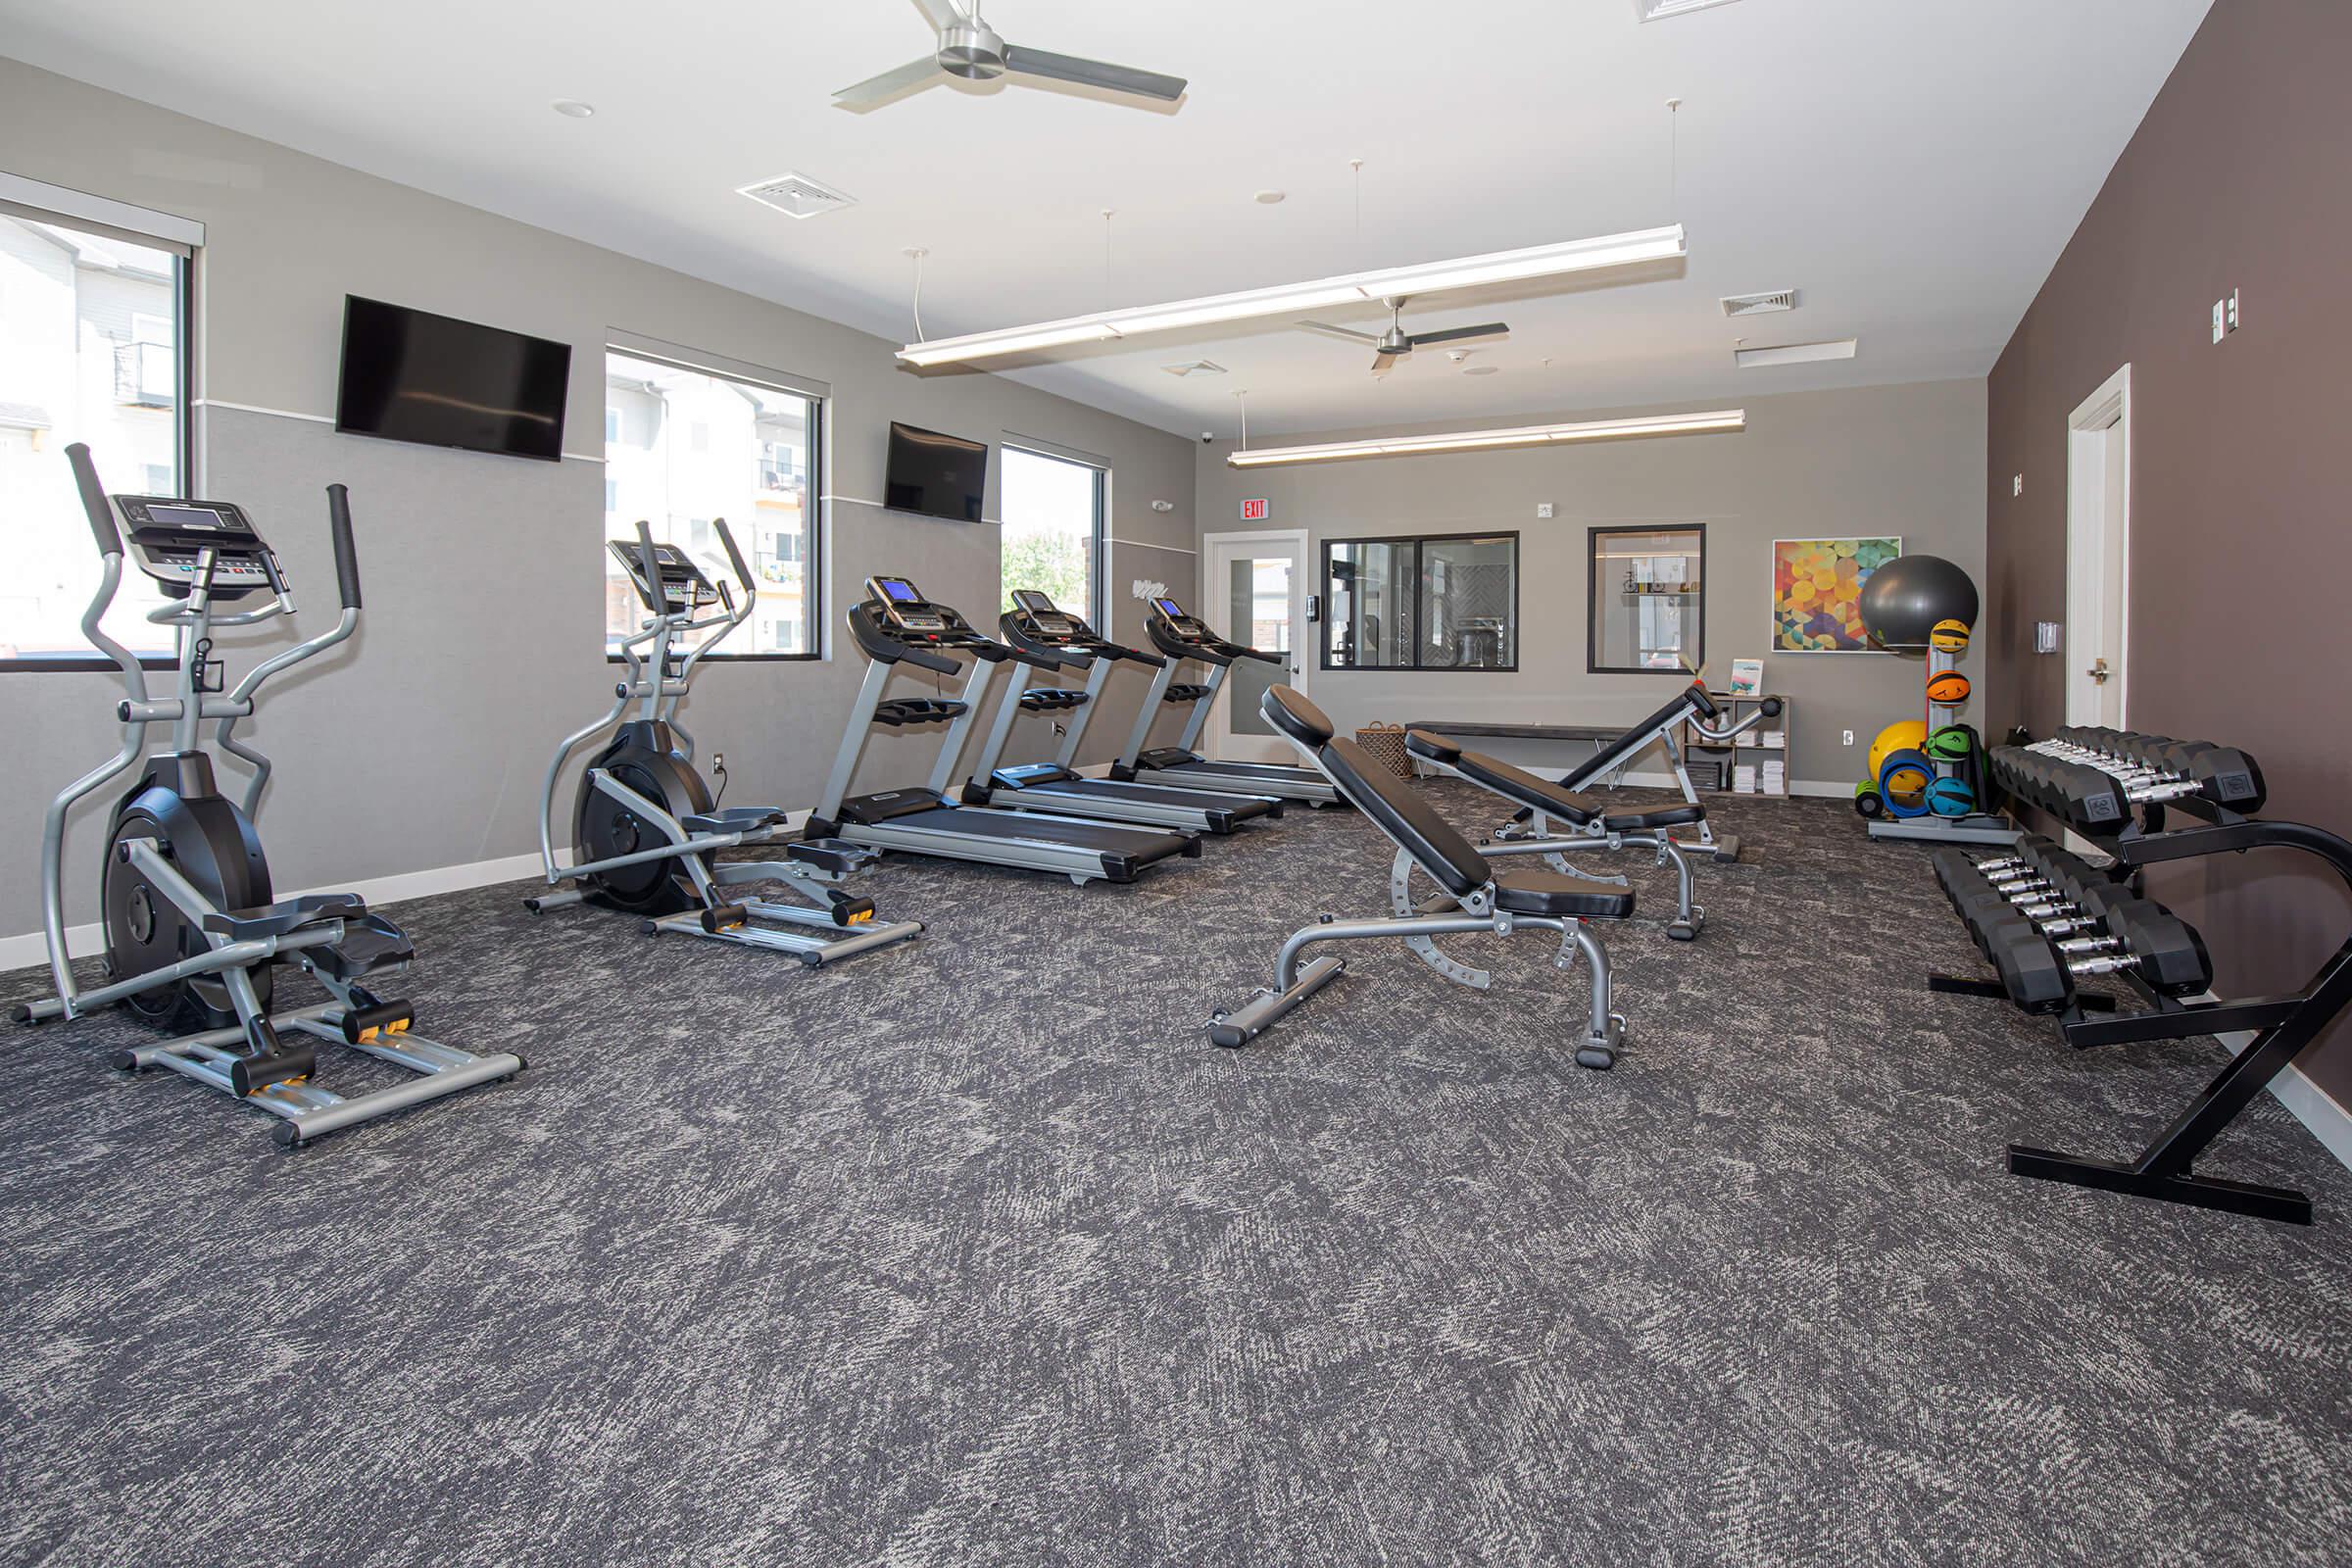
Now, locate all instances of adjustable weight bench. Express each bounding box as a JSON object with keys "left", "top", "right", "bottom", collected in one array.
[
  {"left": 1405, "top": 729, "right": 1709, "bottom": 941},
  {"left": 1206, "top": 686, "right": 1633, "bottom": 1068},
  {"left": 1488, "top": 681, "right": 1782, "bottom": 862}
]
